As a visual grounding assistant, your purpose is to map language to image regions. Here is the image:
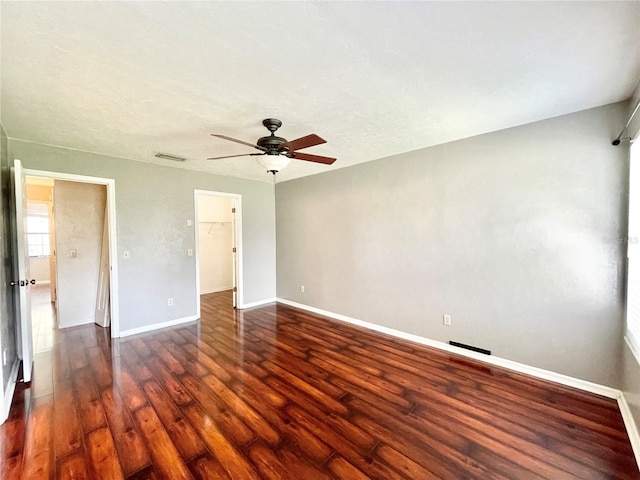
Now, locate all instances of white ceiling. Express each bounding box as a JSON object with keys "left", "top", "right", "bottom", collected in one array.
[{"left": 1, "top": 1, "right": 639, "bottom": 183}]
